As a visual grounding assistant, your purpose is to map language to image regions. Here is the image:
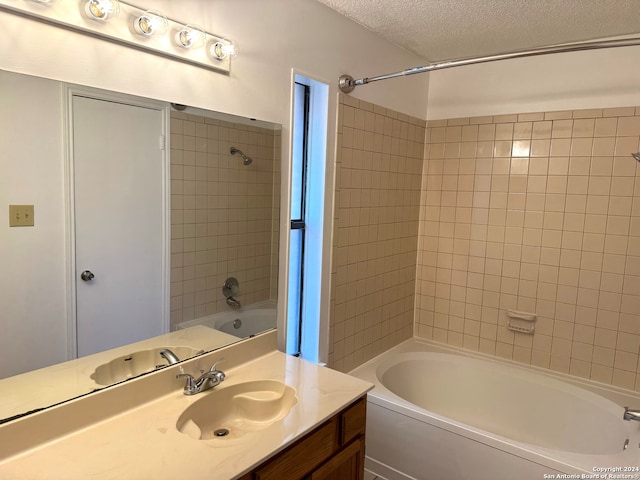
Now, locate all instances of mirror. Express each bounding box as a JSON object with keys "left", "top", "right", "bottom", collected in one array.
[{"left": 0, "top": 69, "right": 281, "bottom": 423}]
